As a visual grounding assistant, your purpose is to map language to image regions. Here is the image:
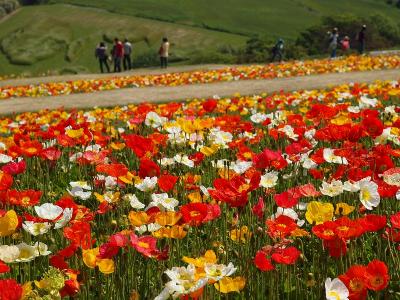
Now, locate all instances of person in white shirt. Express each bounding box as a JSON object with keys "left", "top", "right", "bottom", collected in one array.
[
  {"left": 123, "top": 39, "right": 132, "bottom": 70},
  {"left": 159, "top": 37, "right": 170, "bottom": 68}
]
